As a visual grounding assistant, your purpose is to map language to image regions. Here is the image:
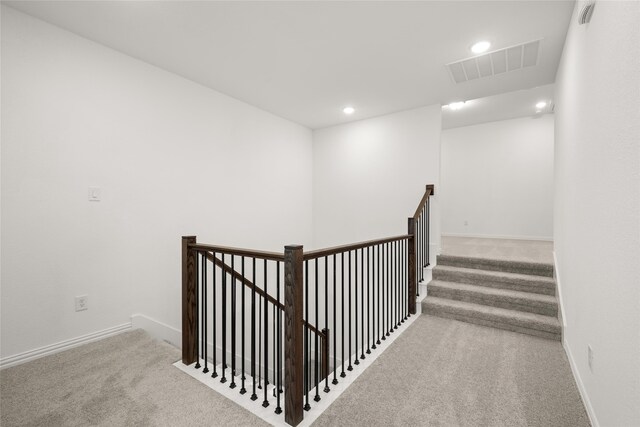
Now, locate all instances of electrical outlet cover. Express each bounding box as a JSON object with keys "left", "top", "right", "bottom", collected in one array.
[{"left": 75, "top": 295, "right": 88, "bottom": 312}]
